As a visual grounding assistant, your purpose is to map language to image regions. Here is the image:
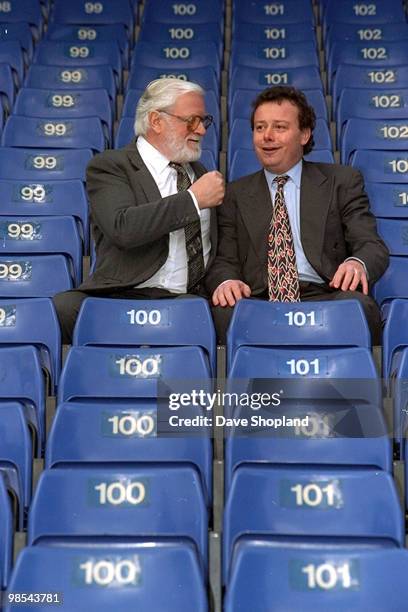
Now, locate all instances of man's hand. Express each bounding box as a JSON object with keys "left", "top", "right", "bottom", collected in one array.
[
  {"left": 190, "top": 171, "right": 225, "bottom": 209},
  {"left": 212, "top": 280, "right": 252, "bottom": 306},
  {"left": 329, "top": 260, "right": 368, "bottom": 295}
]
